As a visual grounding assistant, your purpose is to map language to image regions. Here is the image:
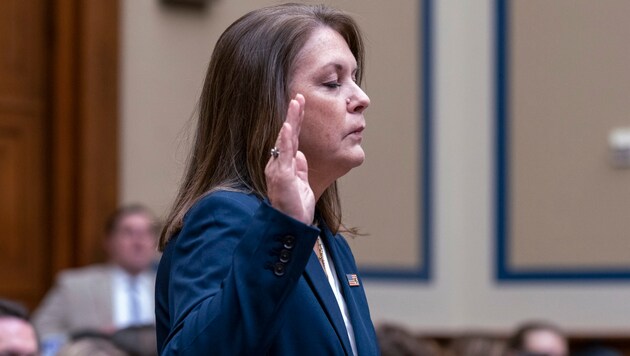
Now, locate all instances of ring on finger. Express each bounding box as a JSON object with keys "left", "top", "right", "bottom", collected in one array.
[{"left": 270, "top": 147, "right": 280, "bottom": 159}]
